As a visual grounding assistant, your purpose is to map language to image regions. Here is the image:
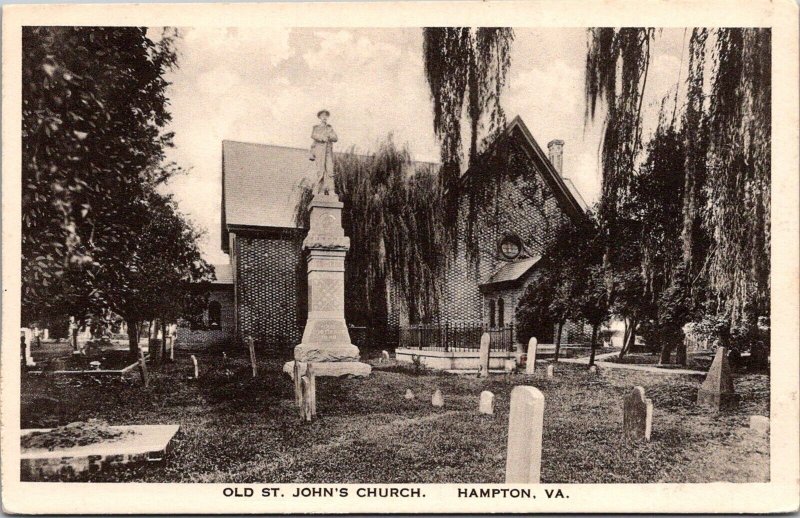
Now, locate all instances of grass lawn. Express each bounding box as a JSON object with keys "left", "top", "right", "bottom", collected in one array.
[{"left": 20, "top": 347, "right": 769, "bottom": 483}]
